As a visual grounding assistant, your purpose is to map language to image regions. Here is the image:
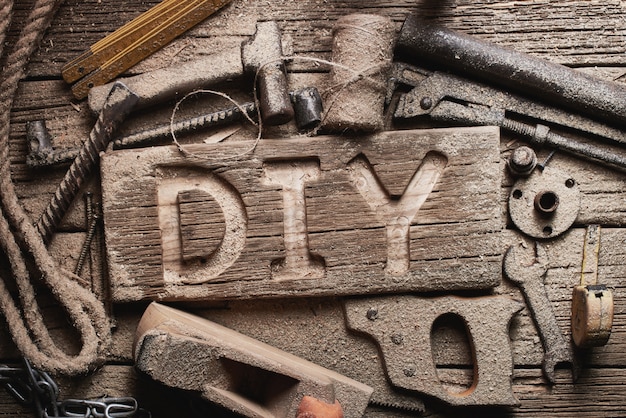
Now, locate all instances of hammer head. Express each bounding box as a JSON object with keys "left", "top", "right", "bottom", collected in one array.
[{"left": 242, "top": 21, "right": 294, "bottom": 125}]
